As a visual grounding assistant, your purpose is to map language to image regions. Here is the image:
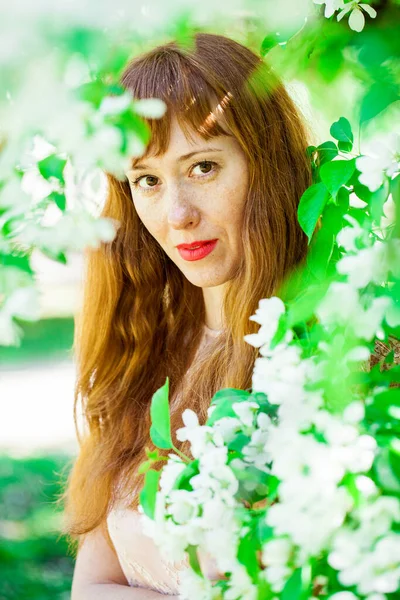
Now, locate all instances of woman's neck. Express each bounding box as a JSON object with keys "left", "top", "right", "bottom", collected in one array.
[{"left": 202, "top": 283, "right": 226, "bottom": 330}]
